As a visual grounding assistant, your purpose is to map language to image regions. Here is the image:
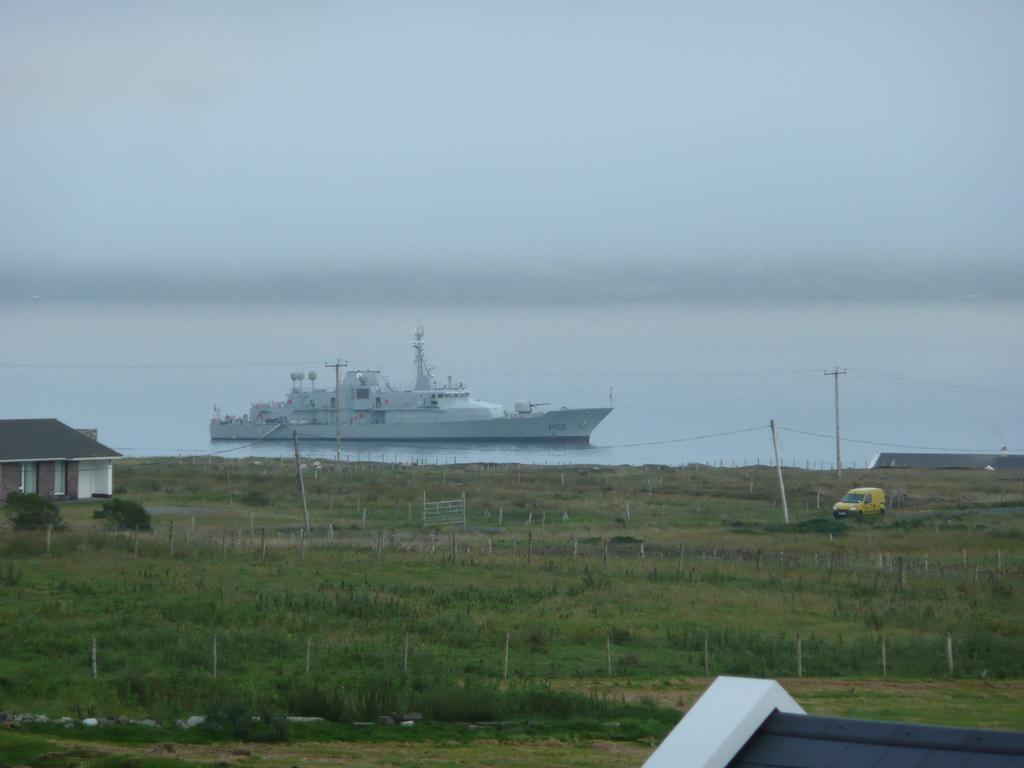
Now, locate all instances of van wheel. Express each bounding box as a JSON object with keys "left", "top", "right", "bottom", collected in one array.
[
  {"left": 857, "top": 510, "right": 864, "bottom": 520},
  {"left": 880, "top": 508, "right": 886, "bottom": 516}
]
